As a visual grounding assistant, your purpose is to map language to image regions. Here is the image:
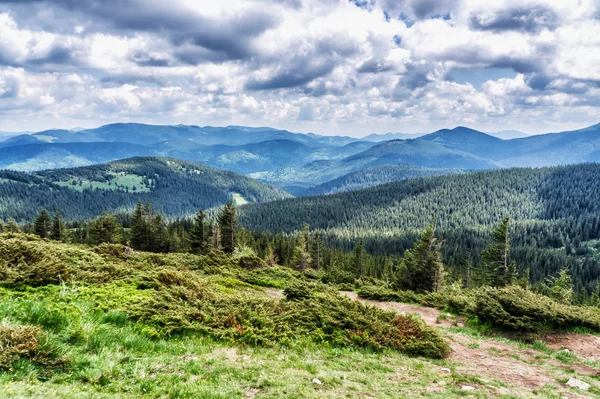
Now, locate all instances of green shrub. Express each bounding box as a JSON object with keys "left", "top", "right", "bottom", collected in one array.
[
  {"left": 0, "top": 234, "right": 451, "bottom": 358},
  {"left": 283, "top": 283, "right": 313, "bottom": 300},
  {"left": 358, "top": 285, "right": 422, "bottom": 304},
  {"left": 472, "top": 286, "right": 600, "bottom": 332}
]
